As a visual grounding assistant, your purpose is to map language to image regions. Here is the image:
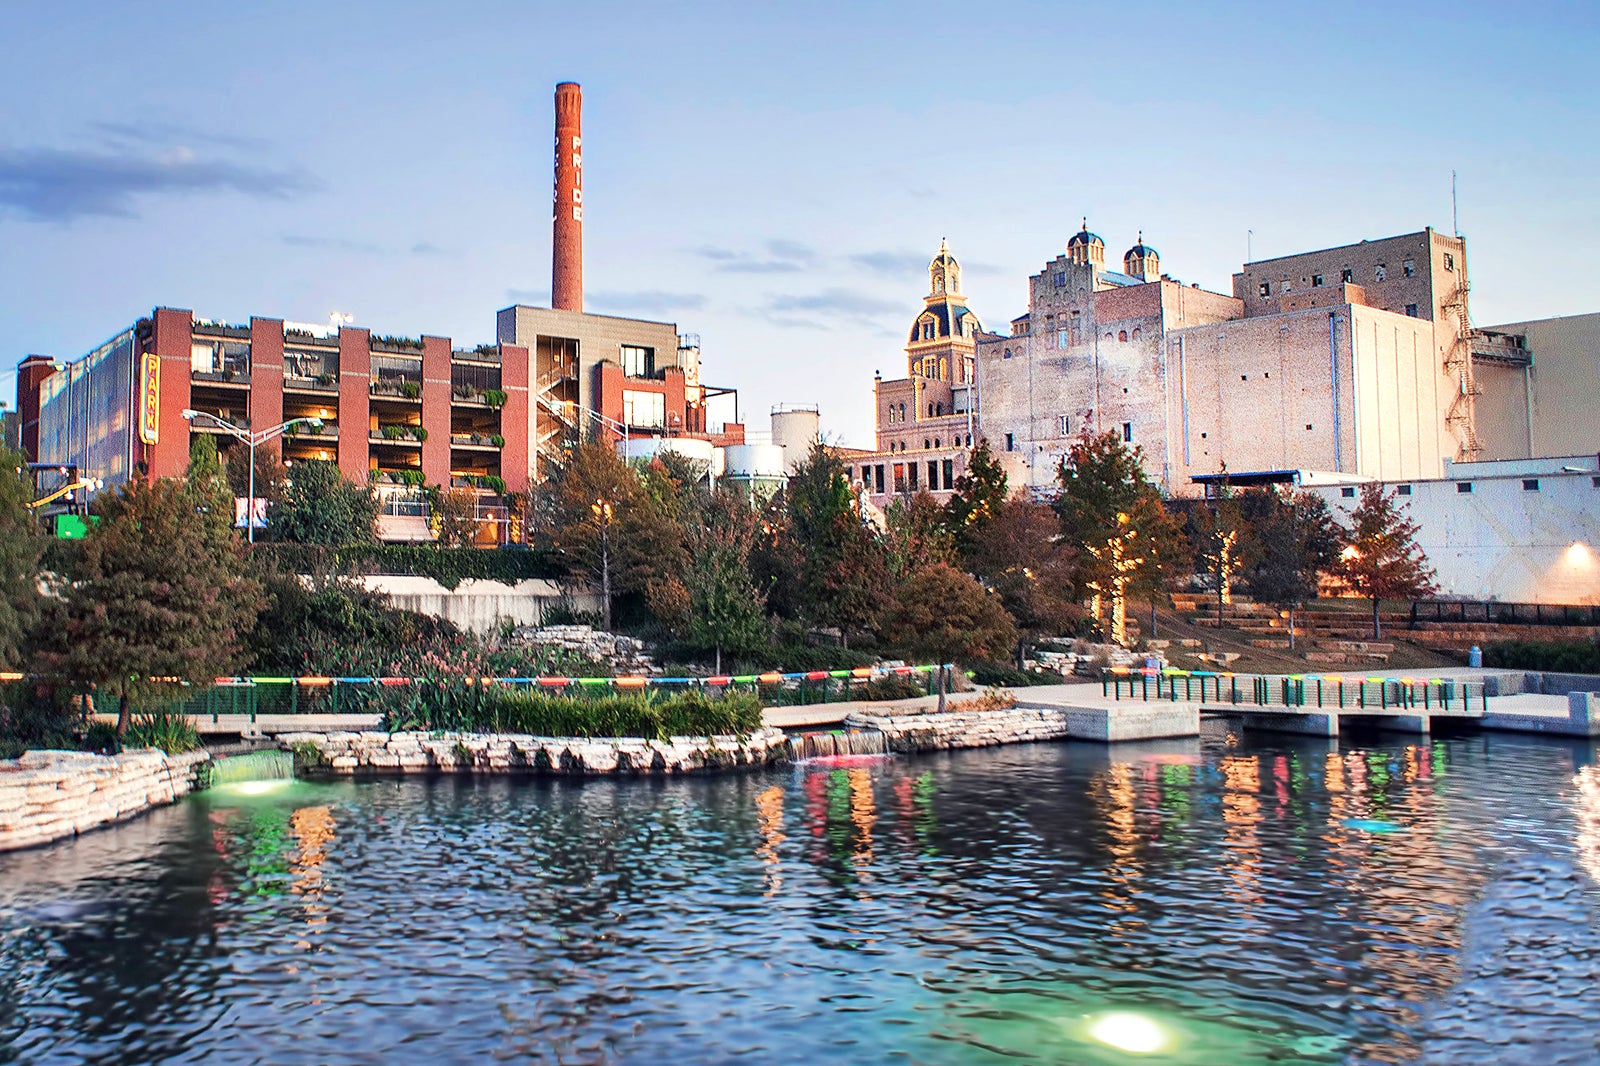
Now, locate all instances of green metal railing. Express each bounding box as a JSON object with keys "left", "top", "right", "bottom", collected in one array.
[{"left": 1101, "top": 667, "right": 1487, "bottom": 713}]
